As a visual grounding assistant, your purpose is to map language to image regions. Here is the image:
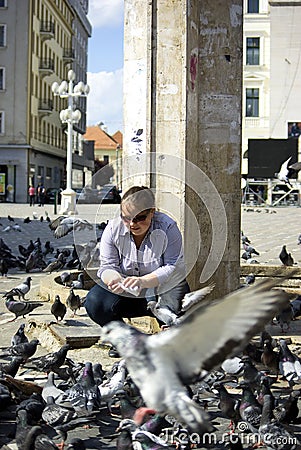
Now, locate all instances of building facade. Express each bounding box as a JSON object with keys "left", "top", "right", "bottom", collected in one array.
[
  {"left": 0, "top": 0, "right": 93, "bottom": 203},
  {"left": 242, "top": 0, "right": 301, "bottom": 176}
]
